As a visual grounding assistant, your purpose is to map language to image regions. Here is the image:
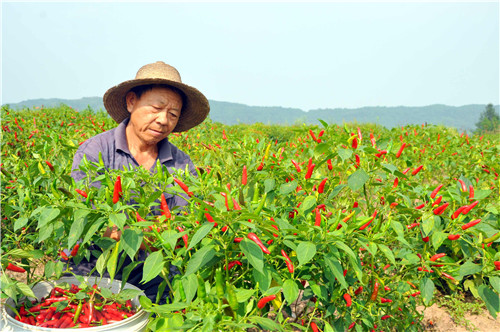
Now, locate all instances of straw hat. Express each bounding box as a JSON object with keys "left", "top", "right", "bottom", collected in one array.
[{"left": 103, "top": 61, "right": 210, "bottom": 132}]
